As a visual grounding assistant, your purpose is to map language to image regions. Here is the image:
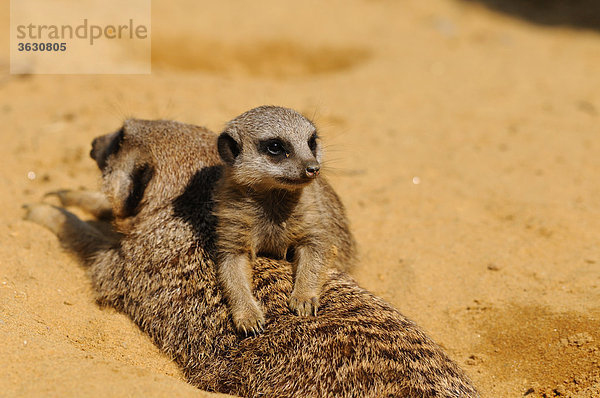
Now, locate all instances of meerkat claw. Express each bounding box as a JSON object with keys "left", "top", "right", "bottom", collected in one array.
[
  {"left": 288, "top": 296, "right": 319, "bottom": 317},
  {"left": 234, "top": 311, "right": 265, "bottom": 337},
  {"left": 242, "top": 322, "right": 263, "bottom": 337}
]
